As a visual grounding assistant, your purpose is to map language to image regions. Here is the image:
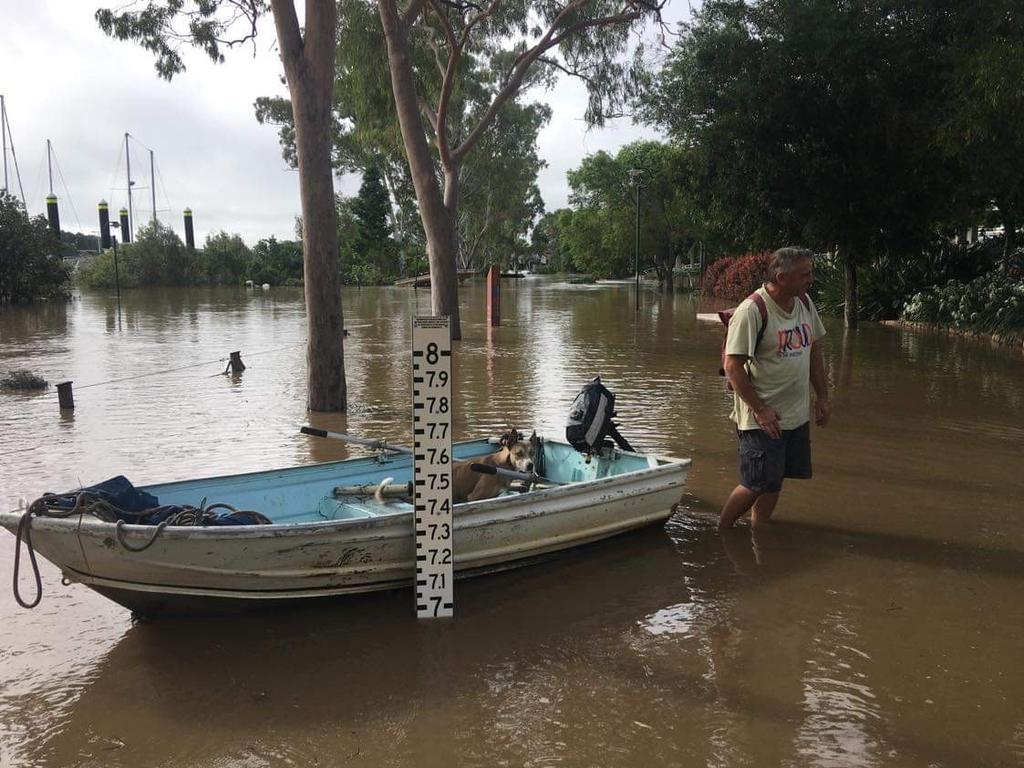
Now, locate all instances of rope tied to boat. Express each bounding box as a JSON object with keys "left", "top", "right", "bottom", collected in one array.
[{"left": 11, "top": 491, "right": 273, "bottom": 609}]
